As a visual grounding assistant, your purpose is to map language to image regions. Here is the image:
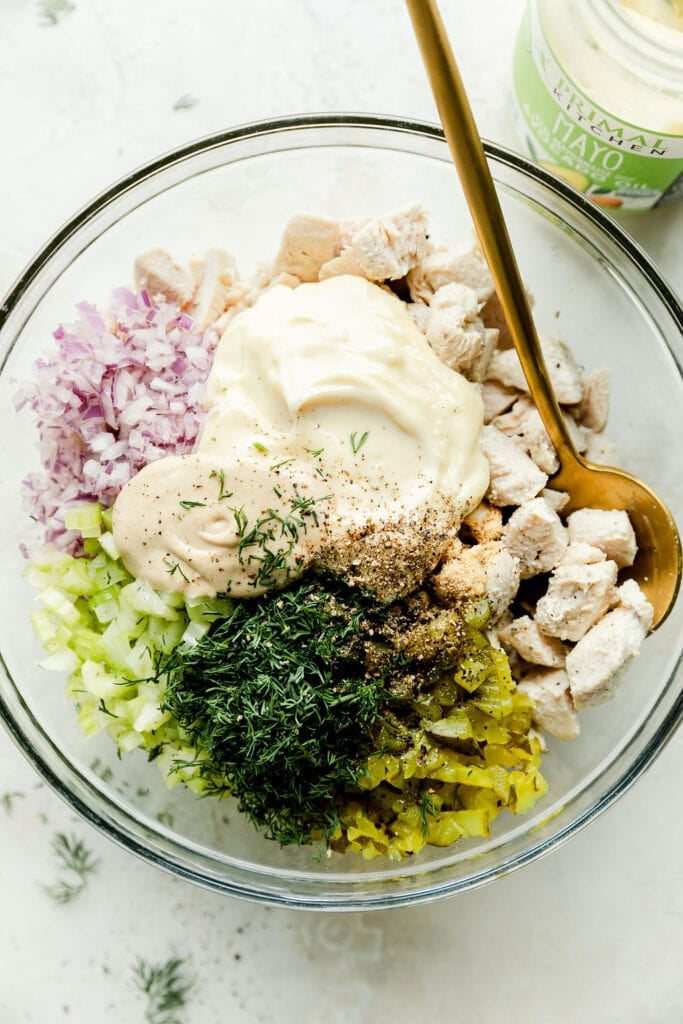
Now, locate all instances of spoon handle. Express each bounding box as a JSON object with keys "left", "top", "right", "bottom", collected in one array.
[{"left": 405, "top": 0, "right": 579, "bottom": 468}]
